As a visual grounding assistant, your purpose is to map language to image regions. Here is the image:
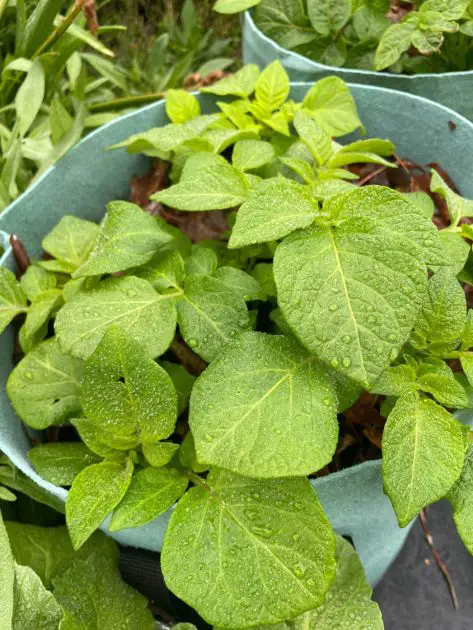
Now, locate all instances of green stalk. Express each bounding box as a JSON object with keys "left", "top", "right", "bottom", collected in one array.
[
  {"left": 33, "top": 0, "right": 84, "bottom": 58},
  {"left": 88, "top": 92, "right": 165, "bottom": 112}
]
